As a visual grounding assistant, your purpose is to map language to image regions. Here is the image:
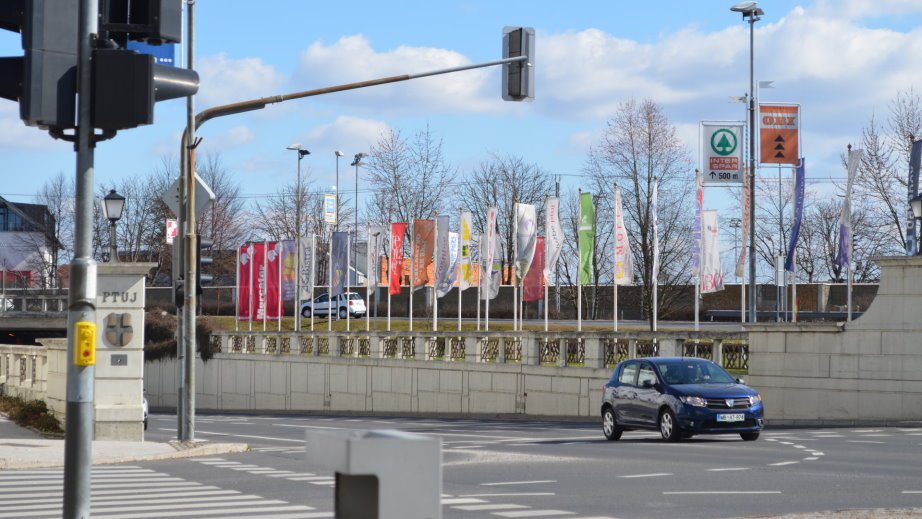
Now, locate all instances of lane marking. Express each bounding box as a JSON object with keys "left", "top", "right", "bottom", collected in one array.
[
  {"left": 195, "top": 430, "right": 303, "bottom": 443},
  {"left": 707, "top": 468, "right": 750, "bottom": 472},
  {"left": 493, "top": 510, "right": 576, "bottom": 518},
  {"left": 460, "top": 493, "right": 556, "bottom": 497},
  {"left": 453, "top": 504, "right": 530, "bottom": 511},
  {"left": 618, "top": 473, "right": 672, "bottom": 479},
  {"left": 769, "top": 461, "right": 799, "bottom": 466},
  {"left": 847, "top": 440, "right": 884, "bottom": 444},
  {"left": 441, "top": 498, "right": 487, "bottom": 504},
  {"left": 804, "top": 457, "right": 819, "bottom": 461},
  {"left": 481, "top": 480, "right": 557, "bottom": 486},
  {"left": 664, "top": 491, "right": 781, "bottom": 495}
]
